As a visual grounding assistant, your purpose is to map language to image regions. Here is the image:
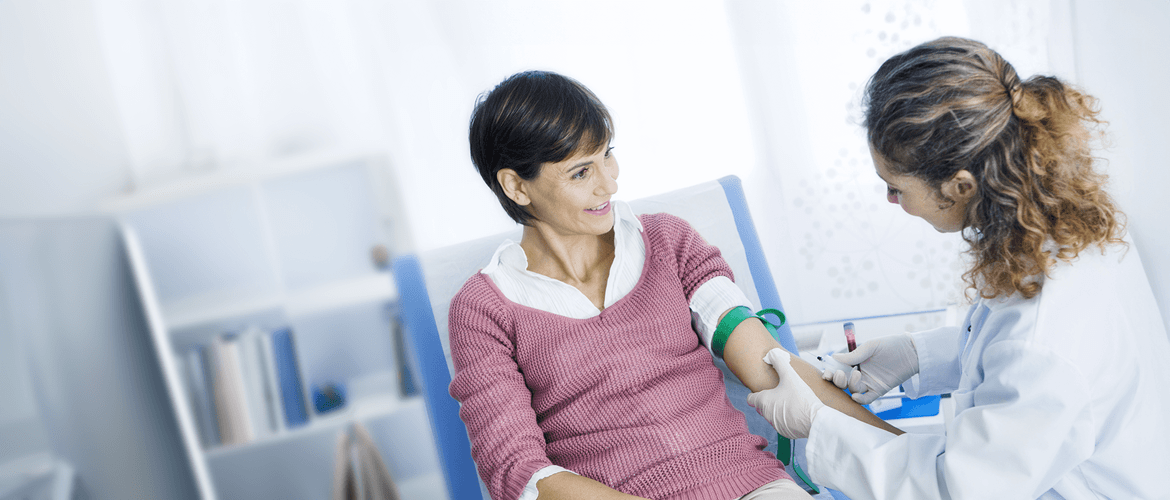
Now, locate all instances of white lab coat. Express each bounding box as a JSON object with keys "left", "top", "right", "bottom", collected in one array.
[{"left": 805, "top": 242, "right": 1170, "bottom": 500}]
